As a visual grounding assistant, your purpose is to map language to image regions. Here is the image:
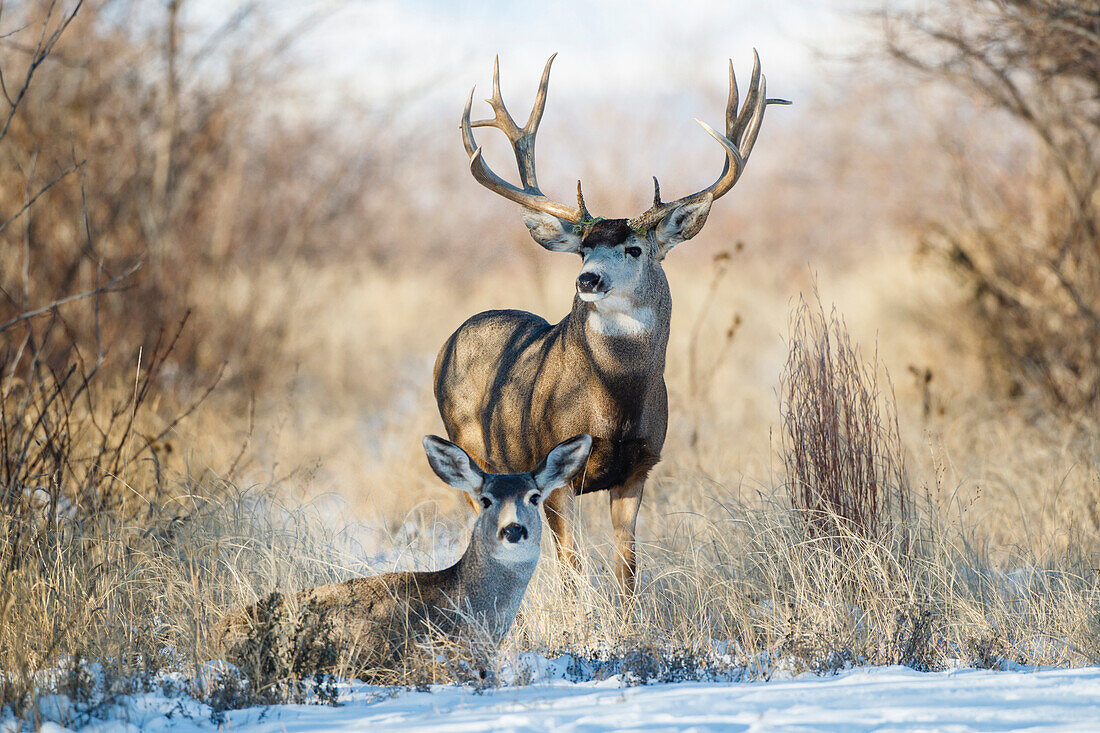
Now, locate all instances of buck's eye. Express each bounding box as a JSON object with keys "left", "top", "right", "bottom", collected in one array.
[
  {"left": 479, "top": 497, "right": 491, "bottom": 509},
  {"left": 625, "top": 245, "right": 642, "bottom": 258},
  {"left": 529, "top": 493, "right": 541, "bottom": 505}
]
